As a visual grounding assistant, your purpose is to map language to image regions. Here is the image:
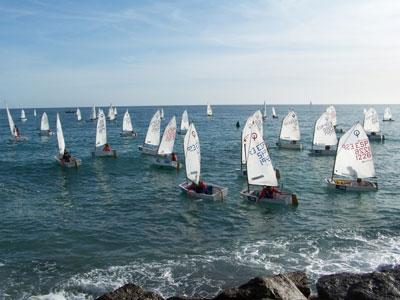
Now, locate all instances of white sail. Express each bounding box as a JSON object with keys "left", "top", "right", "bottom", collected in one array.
[
  {"left": 34, "top": 109, "right": 37, "bottom": 117},
  {"left": 122, "top": 110, "right": 133, "bottom": 132},
  {"left": 109, "top": 106, "right": 116, "bottom": 121},
  {"left": 114, "top": 107, "right": 118, "bottom": 115},
  {"left": 95, "top": 111, "right": 107, "bottom": 147},
  {"left": 313, "top": 112, "right": 337, "bottom": 146},
  {"left": 207, "top": 103, "right": 213, "bottom": 116},
  {"left": 241, "top": 115, "right": 256, "bottom": 165},
  {"left": 363, "top": 108, "right": 380, "bottom": 133},
  {"left": 272, "top": 107, "right": 277, "bottom": 118},
  {"left": 144, "top": 110, "right": 161, "bottom": 146},
  {"left": 91, "top": 105, "right": 96, "bottom": 119},
  {"left": 108, "top": 105, "right": 113, "bottom": 118},
  {"left": 263, "top": 101, "right": 267, "bottom": 118},
  {"left": 180, "top": 110, "right": 190, "bottom": 132},
  {"left": 363, "top": 108, "right": 367, "bottom": 115},
  {"left": 280, "top": 111, "right": 300, "bottom": 141},
  {"left": 333, "top": 123, "right": 375, "bottom": 179},
  {"left": 247, "top": 126, "right": 278, "bottom": 187},
  {"left": 6, "top": 105, "right": 17, "bottom": 137},
  {"left": 252, "top": 110, "right": 263, "bottom": 137},
  {"left": 326, "top": 105, "right": 337, "bottom": 127},
  {"left": 184, "top": 123, "right": 201, "bottom": 184},
  {"left": 158, "top": 116, "right": 176, "bottom": 155},
  {"left": 40, "top": 112, "right": 50, "bottom": 131},
  {"left": 383, "top": 107, "right": 392, "bottom": 121},
  {"left": 21, "top": 109, "right": 26, "bottom": 120},
  {"left": 56, "top": 113, "right": 65, "bottom": 155},
  {"left": 160, "top": 108, "right": 164, "bottom": 119},
  {"left": 76, "top": 108, "right": 82, "bottom": 121}
]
